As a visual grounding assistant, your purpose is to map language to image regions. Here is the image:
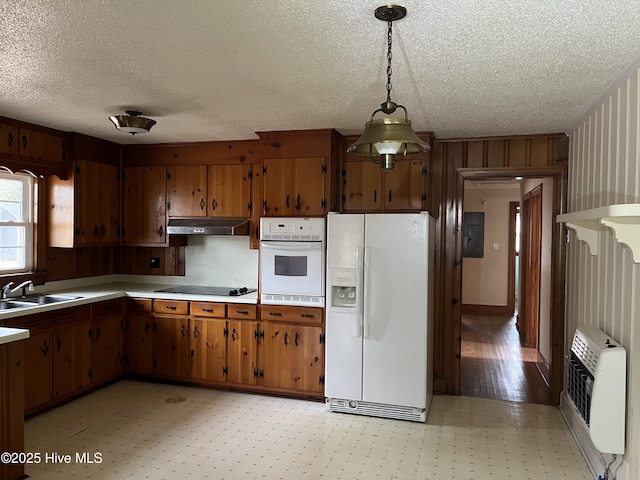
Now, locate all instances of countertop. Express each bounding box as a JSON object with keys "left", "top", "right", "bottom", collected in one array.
[
  {"left": 0, "top": 327, "right": 30, "bottom": 344},
  {"left": 0, "top": 281, "right": 258, "bottom": 320}
]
